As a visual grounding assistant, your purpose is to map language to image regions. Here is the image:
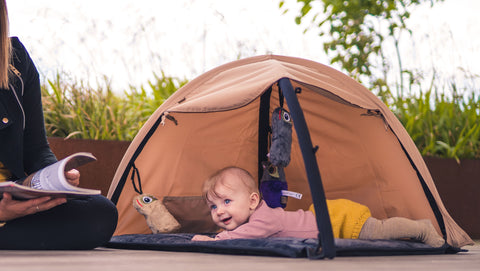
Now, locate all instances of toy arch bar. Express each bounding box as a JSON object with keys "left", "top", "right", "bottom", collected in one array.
[{"left": 278, "top": 77, "right": 336, "bottom": 259}]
